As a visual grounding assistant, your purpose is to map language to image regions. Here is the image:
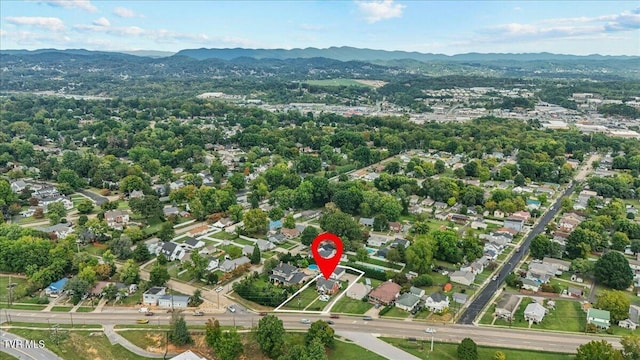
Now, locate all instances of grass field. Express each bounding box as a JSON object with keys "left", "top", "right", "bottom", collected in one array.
[
  {"left": 76, "top": 306, "right": 95, "bottom": 313},
  {"left": 305, "top": 78, "right": 373, "bottom": 87},
  {"left": 210, "top": 231, "right": 238, "bottom": 241},
  {"left": 4, "top": 304, "right": 47, "bottom": 311},
  {"left": 382, "top": 306, "right": 411, "bottom": 318},
  {"left": 382, "top": 337, "right": 575, "bottom": 359},
  {"left": 118, "top": 331, "right": 166, "bottom": 352},
  {"left": 51, "top": 306, "right": 73, "bottom": 312},
  {"left": 1, "top": 322, "right": 101, "bottom": 329},
  {"left": 232, "top": 237, "right": 255, "bottom": 246},
  {"left": 283, "top": 286, "right": 320, "bottom": 310},
  {"left": 0, "top": 351, "right": 19, "bottom": 360},
  {"left": 7, "top": 329, "right": 151, "bottom": 360},
  {"left": 363, "top": 257, "right": 404, "bottom": 270},
  {"left": 330, "top": 296, "right": 373, "bottom": 314},
  {"left": 0, "top": 276, "right": 29, "bottom": 303}
]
